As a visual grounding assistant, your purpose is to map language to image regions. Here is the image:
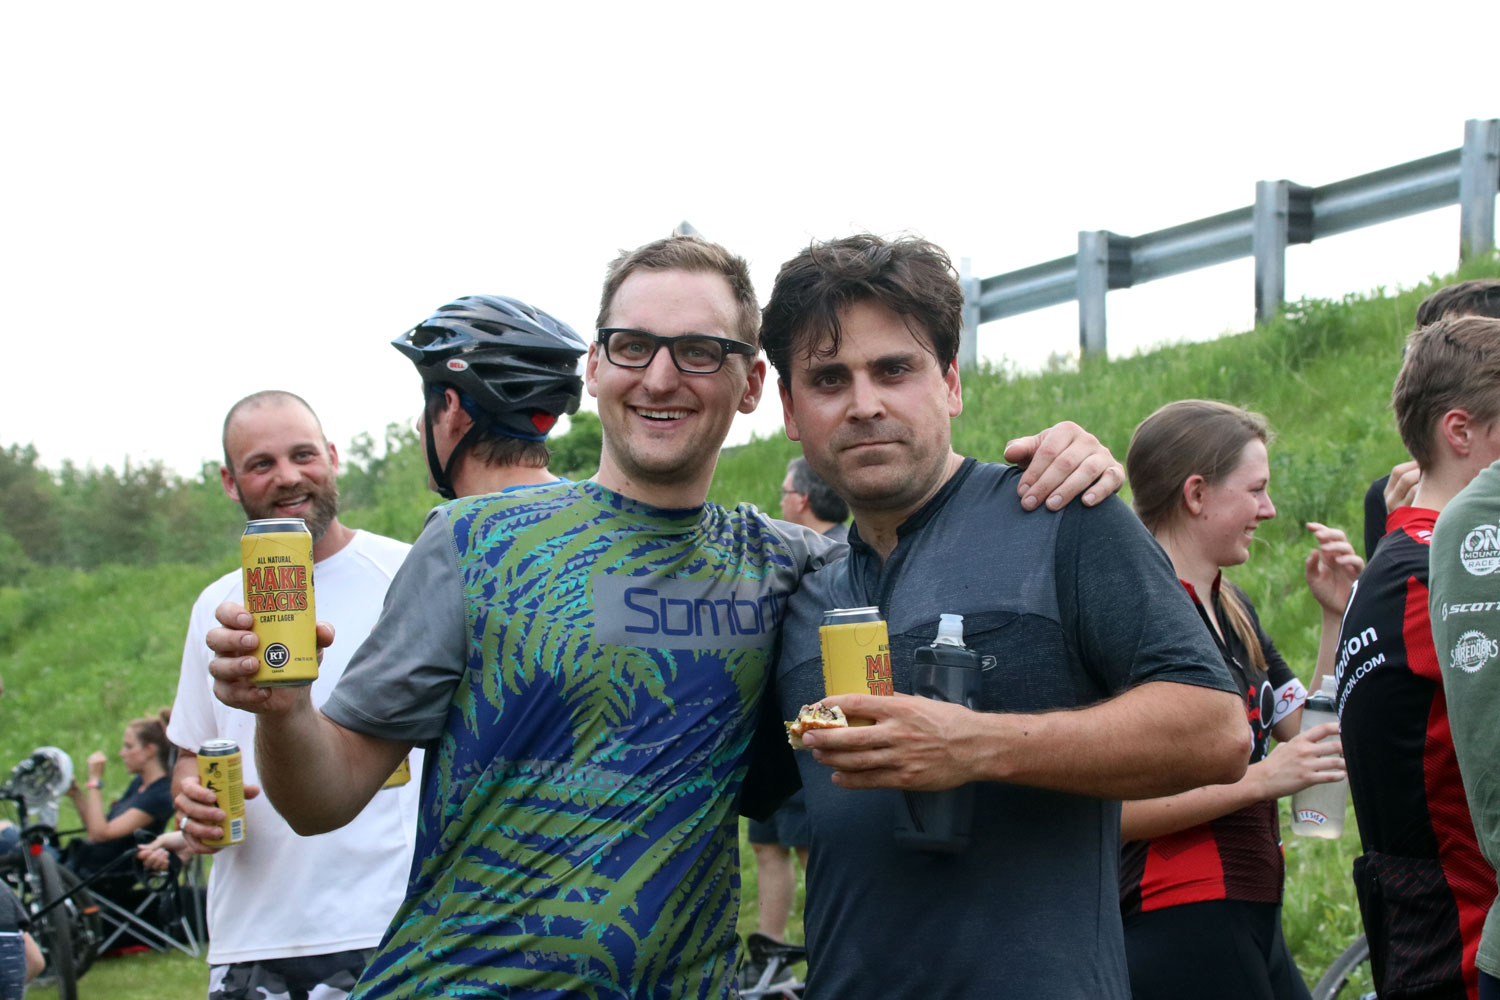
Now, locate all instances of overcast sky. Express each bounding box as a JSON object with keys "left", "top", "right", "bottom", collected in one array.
[{"left": 2, "top": 2, "right": 1492, "bottom": 477}]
